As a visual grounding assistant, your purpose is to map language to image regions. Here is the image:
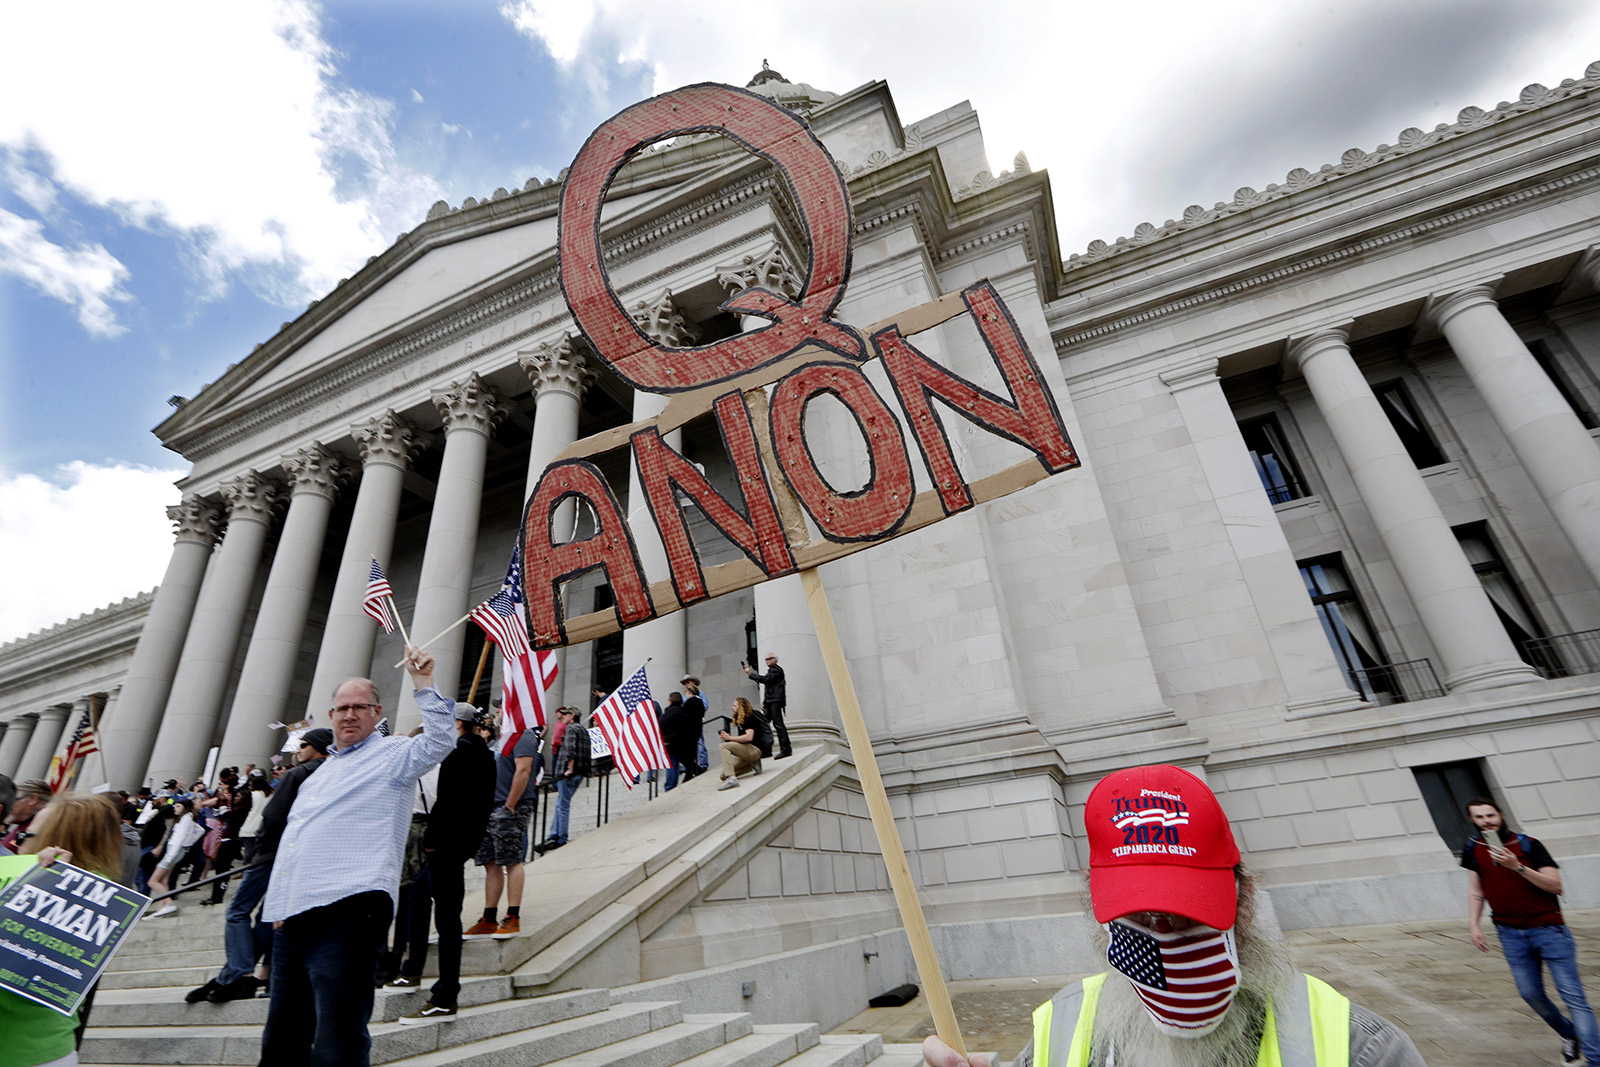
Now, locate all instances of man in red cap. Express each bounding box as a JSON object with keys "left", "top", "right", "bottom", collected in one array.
[{"left": 924, "top": 764, "right": 1426, "bottom": 1067}]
